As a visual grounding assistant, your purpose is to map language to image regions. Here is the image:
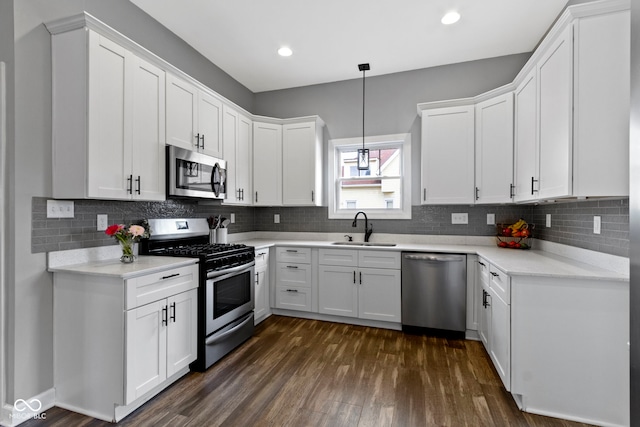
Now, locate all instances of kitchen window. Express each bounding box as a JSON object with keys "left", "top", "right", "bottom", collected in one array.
[{"left": 328, "top": 133, "right": 411, "bottom": 219}]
